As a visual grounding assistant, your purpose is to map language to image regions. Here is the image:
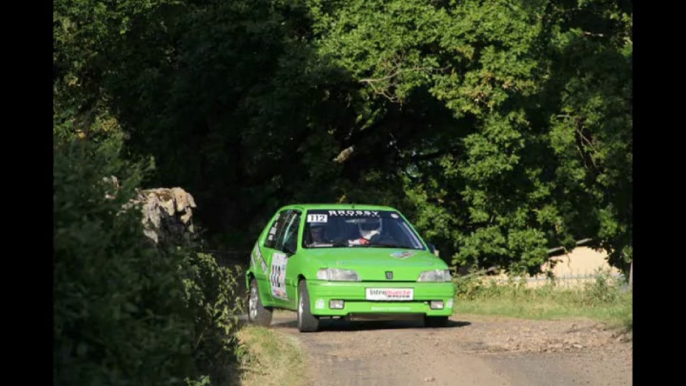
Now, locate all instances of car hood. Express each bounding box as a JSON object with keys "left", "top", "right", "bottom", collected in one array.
[{"left": 304, "top": 247, "right": 447, "bottom": 281}]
